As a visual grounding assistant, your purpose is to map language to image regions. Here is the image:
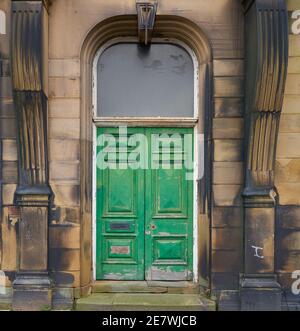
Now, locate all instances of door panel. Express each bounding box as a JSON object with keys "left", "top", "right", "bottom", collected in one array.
[
  {"left": 96, "top": 128, "right": 145, "bottom": 280},
  {"left": 145, "top": 128, "right": 194, "bottom": 281}
]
